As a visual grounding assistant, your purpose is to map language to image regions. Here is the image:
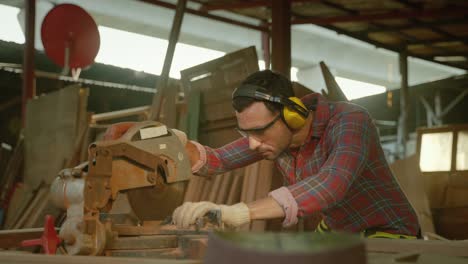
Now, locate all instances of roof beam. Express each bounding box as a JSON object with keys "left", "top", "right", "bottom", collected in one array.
[
  {"left": 324, "top": 24, "right": 468, "bottom": 71},
  {"left": 139, "top": 0, "right": 268, "bottom": 32},
  {"left": 362, "top": 18, "right": 468, "bottom": 34},
  {"left": 199, "top": 0, "right": 316, "bottom": 11},
  {"left": 291, "top": 8, "right": 468, "bottom": 25}
]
